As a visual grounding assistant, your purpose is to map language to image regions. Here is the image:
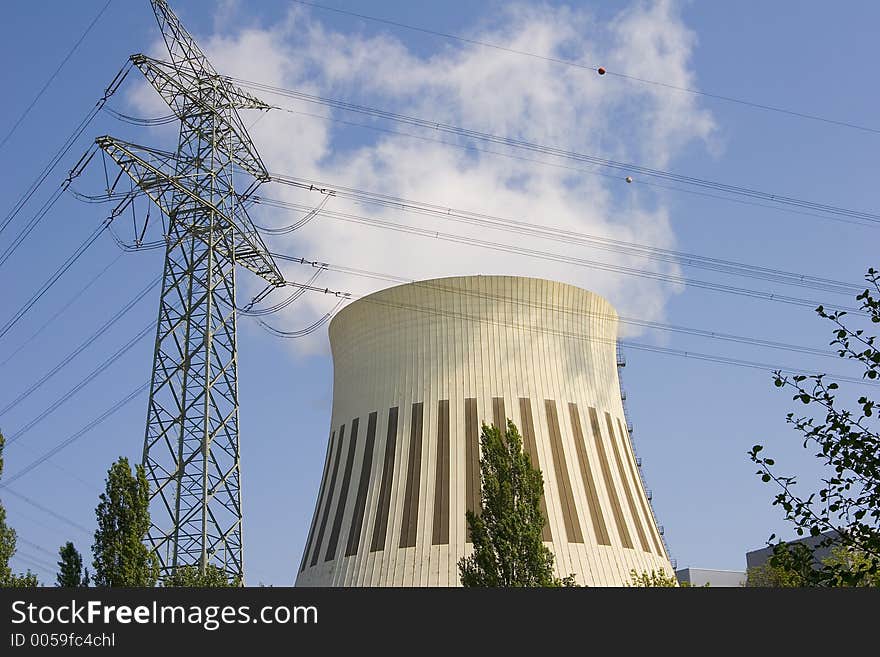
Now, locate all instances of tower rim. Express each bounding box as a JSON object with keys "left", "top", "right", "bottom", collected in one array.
[{"left": 329, "top": 274, "right": 619, "bottom": 334}]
